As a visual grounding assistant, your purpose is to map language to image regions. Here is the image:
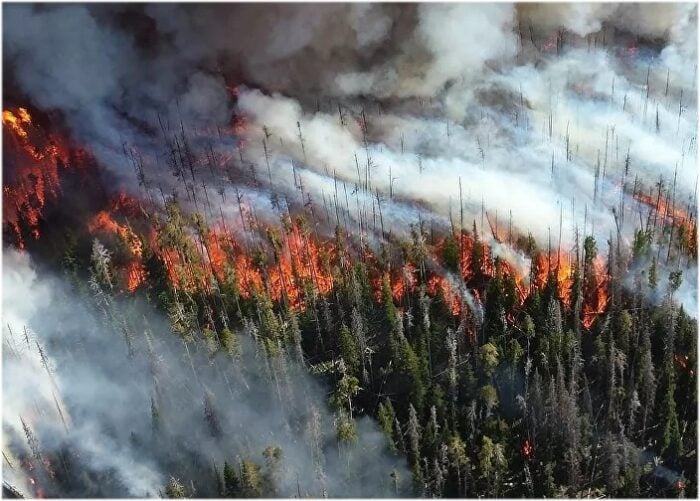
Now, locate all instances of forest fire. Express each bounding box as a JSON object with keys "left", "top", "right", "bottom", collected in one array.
[
  {"left": 674, "top": 353, "right": 693, "bottom": 376},
  {"left": 88, "top": 195, "right": 146, "bottom": 292},
  {"left": 582, "top": 256, "right": 610, "bottom": 329},
  {"left": 499, "top": 260, "right": 529, "bottom": 305},
  {"left": 3, "top": 107, "right": 68, "bottom": 248},
  {"left": 3, "top": 108, "right": 31, "bottom": 140},
  {"left": 203, "top": 226, "right": 264, "bottom": 297},
  {"left": 3, "top": 101, "right": 614, "bottom": 334},
  {"left": 532, "top": 252, "right": 574, "bottom": 306},
  {"left": 3, "top": 4, "right": 697, "bottom": 499},
  {"left": 634, "top": 191, "right": 697, "bottom": 251},
  {"left": 426, "top": 275, "right": 462, "bottom": 316},
  {"left": 427, "top": 232, "right": 612, "bottom": 327},
  {"left": 146, "top": 214, "right": 335, "bottom": 309},
  {"left": 266, "top": 223, "right": 335, "bottom": 306},
  {"left": 393, "top": 263, "right": 418, "bottom": 301},
  {"left": 209, "top": 221, "right": 336, "bottom": 308},
  {"left": 125, "top": 260, "right": 146, "bottom": 293}
]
